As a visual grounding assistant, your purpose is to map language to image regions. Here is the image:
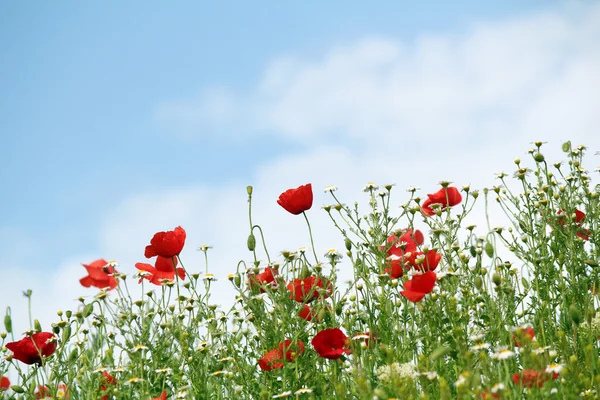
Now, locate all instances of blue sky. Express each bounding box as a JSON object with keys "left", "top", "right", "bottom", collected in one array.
[
  {"left": 2, "top": 1, "right": 599, "bottom": 331},
  {"left": 0, "top": 0, "right": 557, "bottom": 261}
]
